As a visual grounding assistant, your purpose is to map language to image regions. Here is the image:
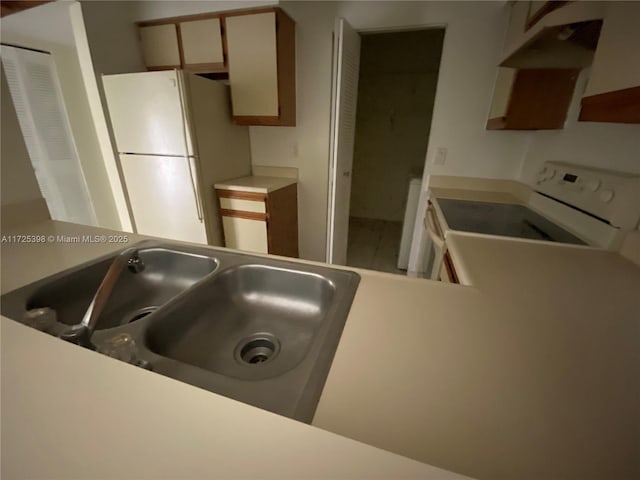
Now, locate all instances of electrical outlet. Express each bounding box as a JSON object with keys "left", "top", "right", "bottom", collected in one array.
[{"left": 434, "top": 147, "right": 447, "bottom": 166}]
